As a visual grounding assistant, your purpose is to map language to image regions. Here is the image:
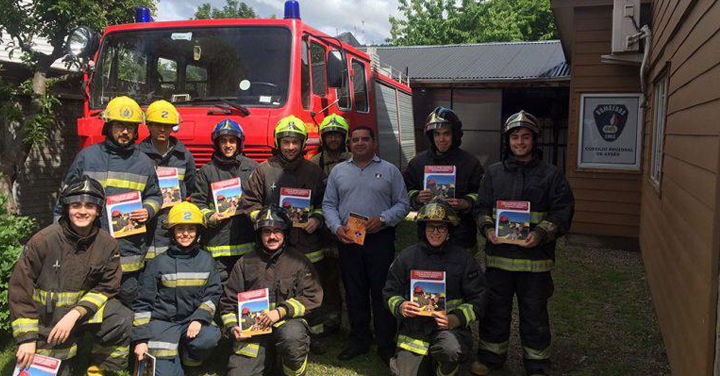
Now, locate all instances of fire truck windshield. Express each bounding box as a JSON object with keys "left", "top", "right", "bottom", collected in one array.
[{"left": 89, "top": 26, "right": 291, "bottom": 109}]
